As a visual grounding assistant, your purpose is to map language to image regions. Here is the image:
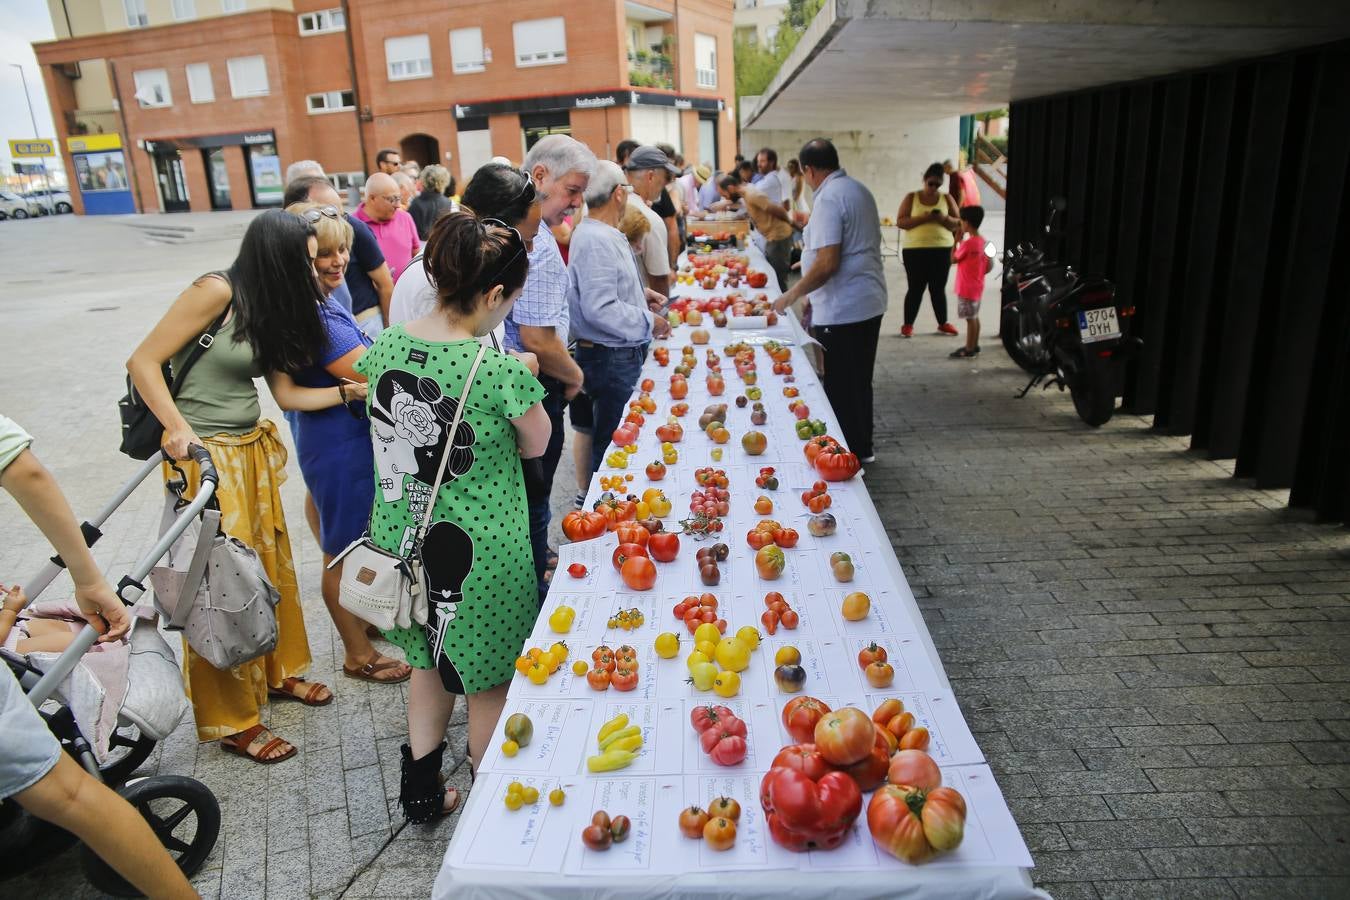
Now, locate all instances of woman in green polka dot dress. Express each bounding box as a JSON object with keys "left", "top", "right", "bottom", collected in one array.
[{"left": 354, "top": 212, "right": 550, "bottom": 823}]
